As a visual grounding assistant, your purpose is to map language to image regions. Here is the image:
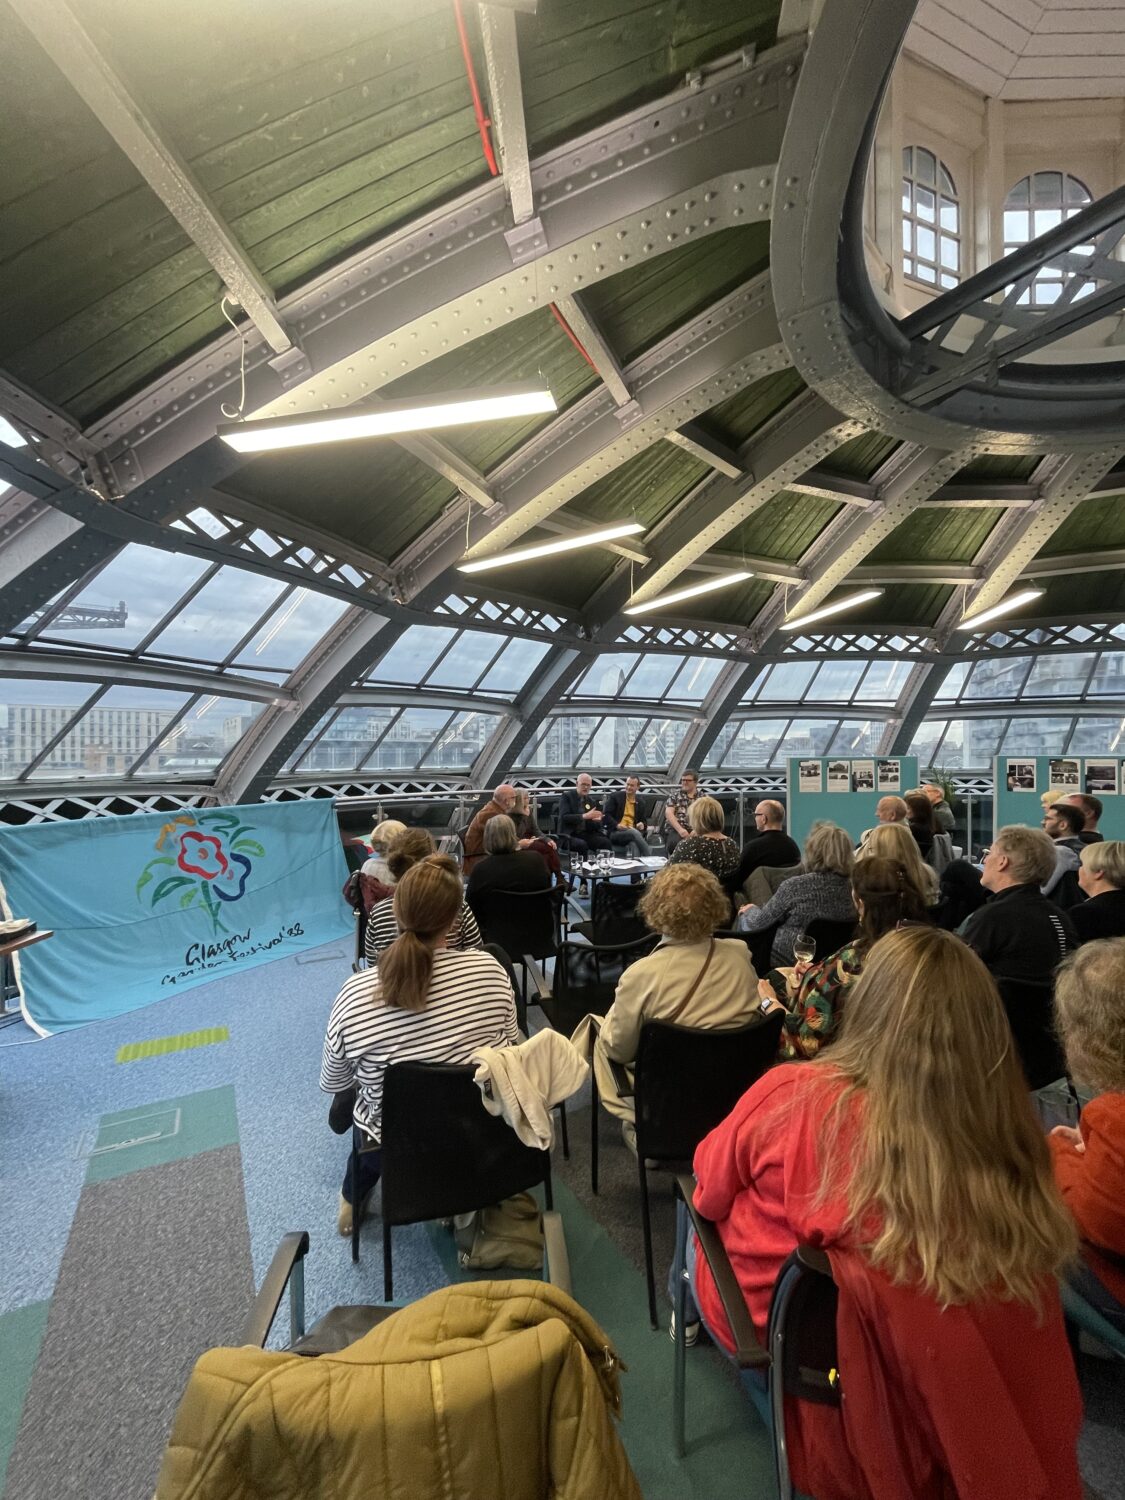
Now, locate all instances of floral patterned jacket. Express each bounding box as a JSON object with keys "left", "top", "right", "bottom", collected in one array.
[{"left": 778, "top": 942, "right": 866, "bottom": 1060}]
